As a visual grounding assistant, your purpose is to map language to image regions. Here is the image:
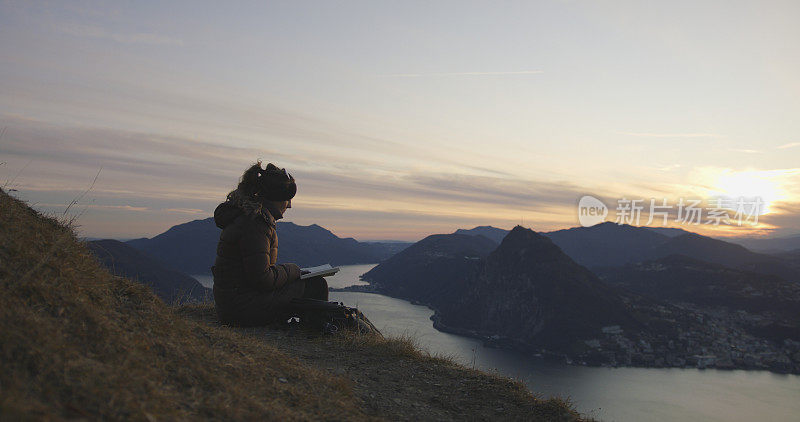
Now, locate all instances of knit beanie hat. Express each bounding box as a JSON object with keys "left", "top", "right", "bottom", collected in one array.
[{"left": 257, "top": 163, "right": 297, "bottom": 201}]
